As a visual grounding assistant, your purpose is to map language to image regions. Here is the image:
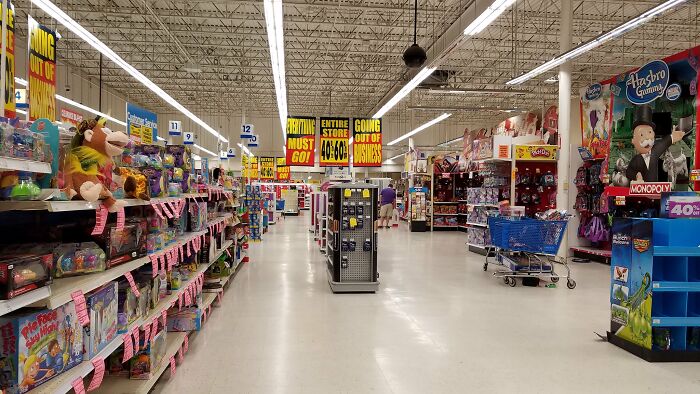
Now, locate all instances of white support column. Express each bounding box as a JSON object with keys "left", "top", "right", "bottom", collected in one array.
[{"left": 557, "top": 0, "right": 573, "bottom": 257}]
